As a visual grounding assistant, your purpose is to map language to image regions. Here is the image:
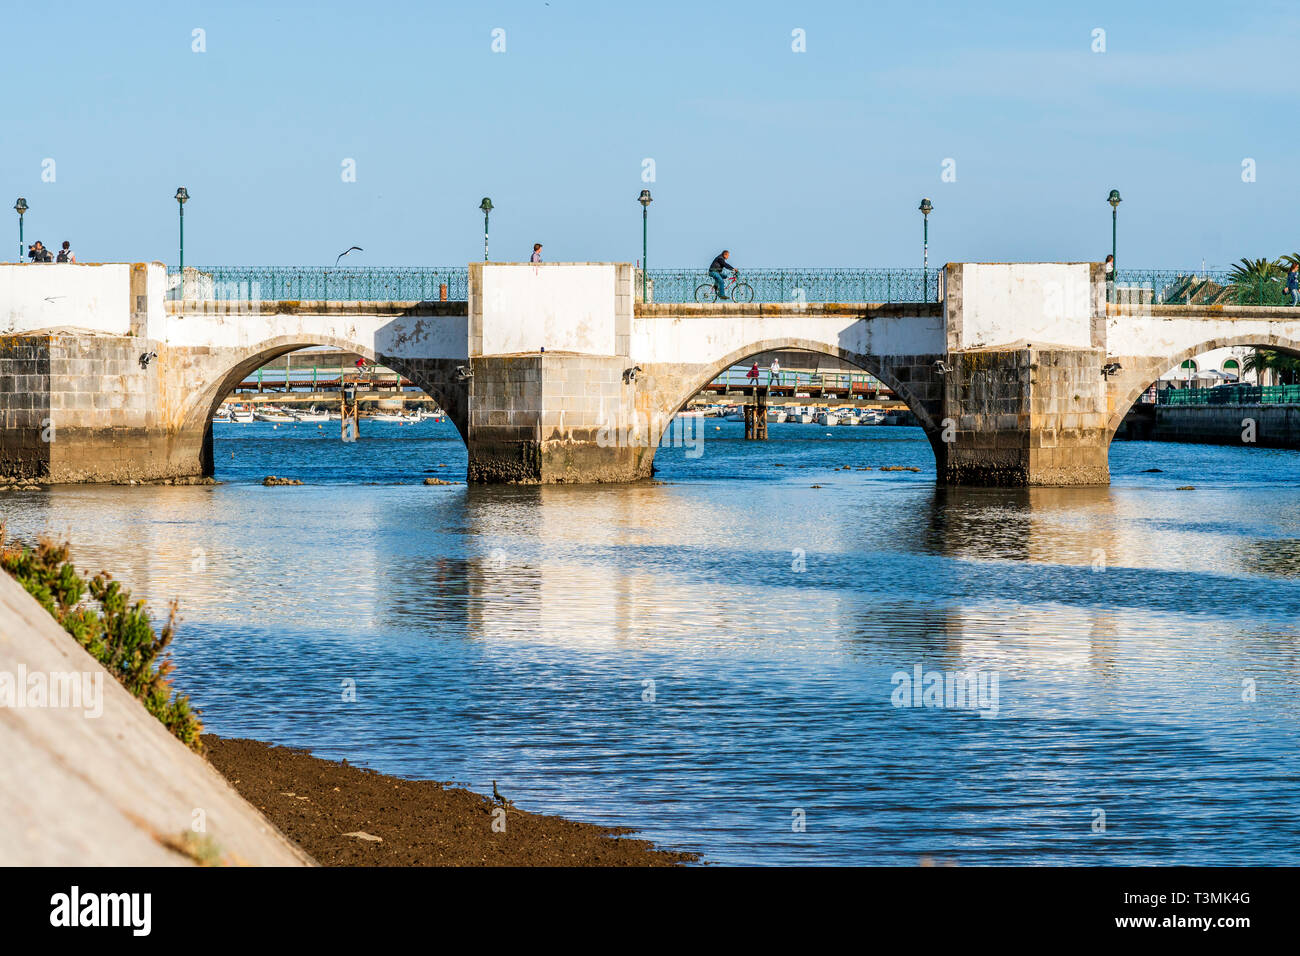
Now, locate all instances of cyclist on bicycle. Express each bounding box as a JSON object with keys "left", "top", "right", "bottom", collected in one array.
[{"left": 709, "top": 250, "right": 738, "bottom": 300}]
